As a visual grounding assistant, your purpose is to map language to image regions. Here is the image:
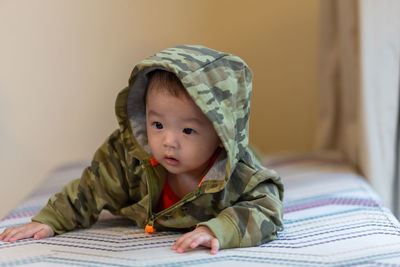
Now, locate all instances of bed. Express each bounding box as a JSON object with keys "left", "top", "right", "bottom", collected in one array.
[{"left": 1, "top": 153, "right": 400, "bottom": 266}]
